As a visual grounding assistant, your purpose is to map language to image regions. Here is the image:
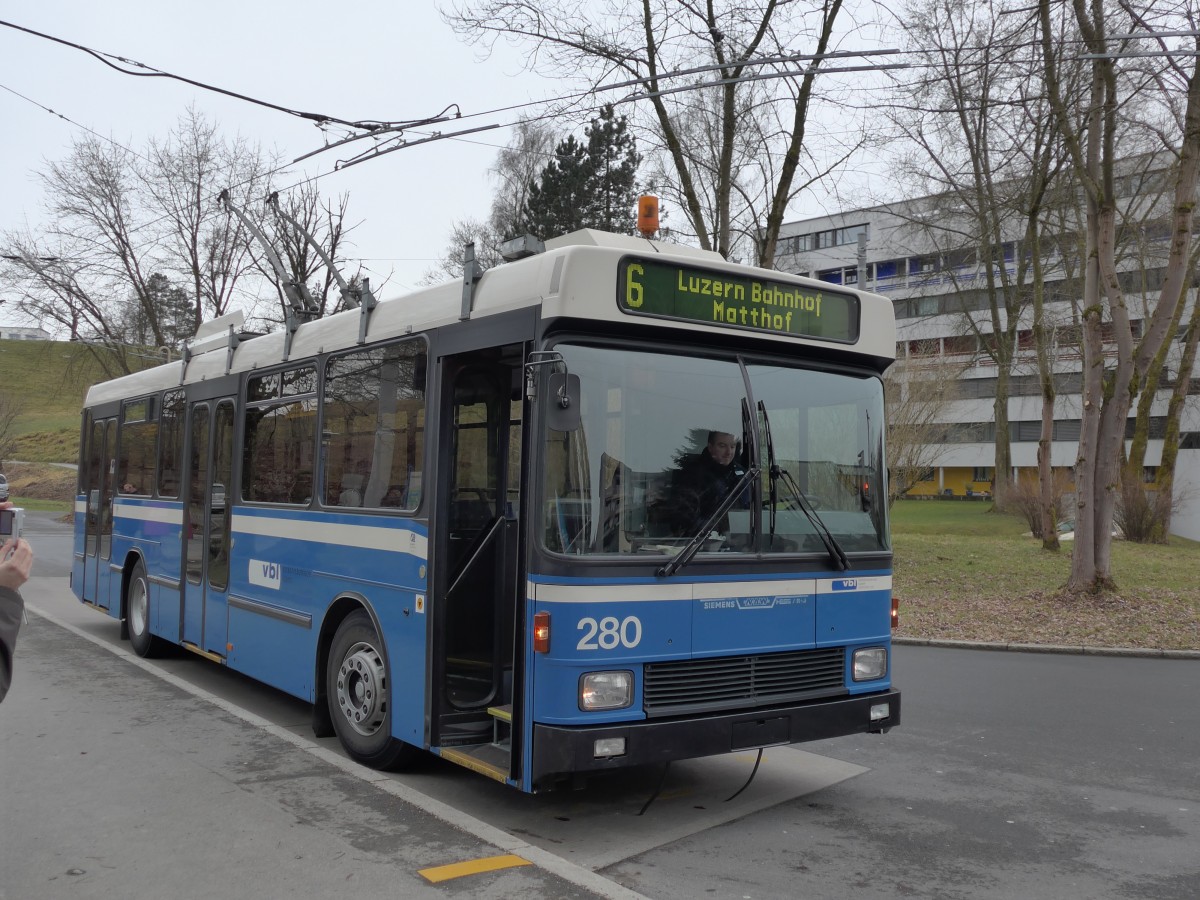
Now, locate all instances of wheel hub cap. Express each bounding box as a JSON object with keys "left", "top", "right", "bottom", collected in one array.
[
  {"left": 336, "top": 642, "right": 387, "bottom": 736},
  {"left": 130, "top": 579, "right": 148, "bottom": 635}
]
